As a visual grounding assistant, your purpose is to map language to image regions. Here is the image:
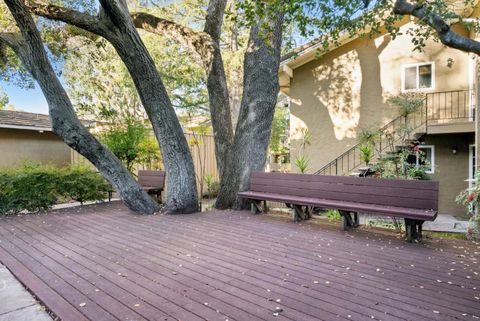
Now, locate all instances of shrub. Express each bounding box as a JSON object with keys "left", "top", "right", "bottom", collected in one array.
[
  {"left": 359, "top": 143, "right": 374, "bottom": 165},
  {"left": 203, "top": 174, "right": 220, "bottom": 199},
  {"left": 456, "top": 171, "right": 480, "bottom": 240},
  {"left": 294, "top": 155, "right": 310, "bottom": 173},
  {"left": 387, "top": 92, "right": 425, "bottom": 117},
  {"left": 58, "top": 166, "right": 111, "bottom": 204},
  {"left": 0, "top": 164, "right": 111, "bottom": 216},
  {"left": 98, "top": 118, "right": 161, "bottom": 173},
  {"left": 0, "top": 163, "right": 62, "bottom": 215}
]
